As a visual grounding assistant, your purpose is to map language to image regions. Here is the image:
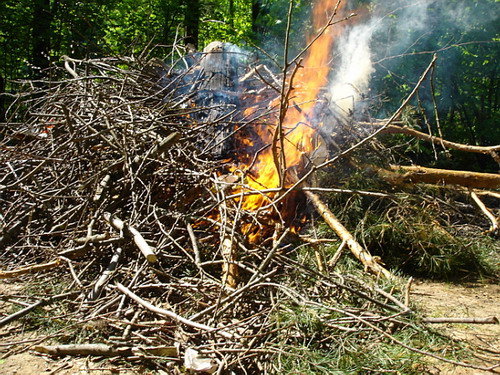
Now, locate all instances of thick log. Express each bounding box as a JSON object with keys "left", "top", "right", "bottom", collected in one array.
[{"left": 378, "top": 165, "right": 500, "bottom": 189}]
